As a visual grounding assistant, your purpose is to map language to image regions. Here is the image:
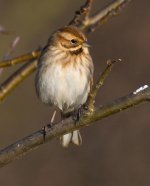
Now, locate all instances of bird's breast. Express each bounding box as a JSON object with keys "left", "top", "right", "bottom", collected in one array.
[{"left": 36, "top": 52, "right": 93, "bottom": 113}]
